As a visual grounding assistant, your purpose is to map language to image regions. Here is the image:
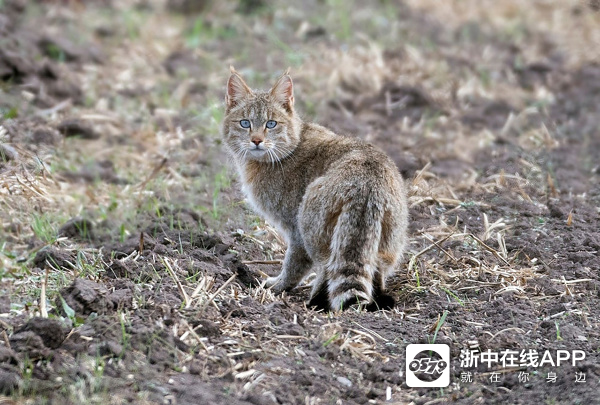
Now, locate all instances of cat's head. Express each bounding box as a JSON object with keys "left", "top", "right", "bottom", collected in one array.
[{"left": 222, "top": 68, "right": 301, "bottom": 163}]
